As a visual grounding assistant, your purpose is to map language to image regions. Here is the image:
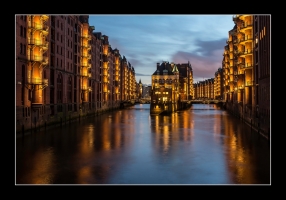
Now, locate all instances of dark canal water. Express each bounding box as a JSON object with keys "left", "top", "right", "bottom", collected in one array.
[{"left": 15, "top": 104, "right": 271, "bottom": 185}]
